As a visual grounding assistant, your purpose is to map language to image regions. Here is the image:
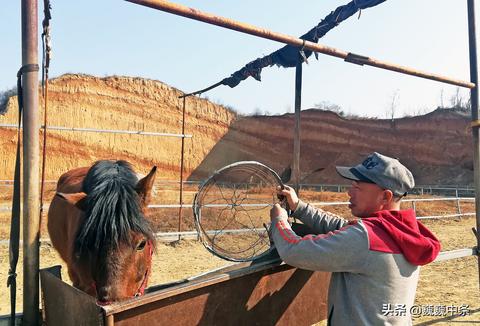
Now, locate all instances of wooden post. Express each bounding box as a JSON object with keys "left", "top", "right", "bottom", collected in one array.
[
  {"left": 178, "top": 96, "right": 187, "bottom": 241},
  {"left": 293, "top": 57, "right": 302, "bottom": 194},
  {"left": 21, "top": 0, "right": 40, "bottom": 324},
  {"left": 467, "top": 0, "right": 480, "bottom": 290}
]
